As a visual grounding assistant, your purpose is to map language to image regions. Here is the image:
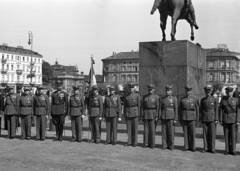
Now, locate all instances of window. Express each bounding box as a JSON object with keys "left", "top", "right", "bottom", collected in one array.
[
  {"left": 11, "top": 64, "right": 13, "bottom": 71},
  {"left": 11, "top": 55, "right": 14, "bottom": 60},
  {"left": 207, "top": 73, "right": 214, "bottom": 82},
  {"left": 226, "top": 60, "right": 230, "bottom": 69},
  {"left": 7, "top": 55, "right": 9, "bottom": 59},
  {"left": 220, "top": 72, "right": 225, "bottom": 82},
  {"left": 226, "top": 73, "right": 230, "bottom": 83},
  {"left": 219, "top": 61, "right": 225, "bottom": 69},
  {"left": 11, "top": 74, "right": 14, "bottom": 82},
  {"left": 207, "top": 61, "right": 214, "bottom": 69},
  {"left": 23, "top": 57, "right": 25, "bottom": 61},
  {"left": 2, "top": 54, "right": 4, "bottom": 59},
  {"left": 7, "top": 64, "right": 9, "bottom": 70}
]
